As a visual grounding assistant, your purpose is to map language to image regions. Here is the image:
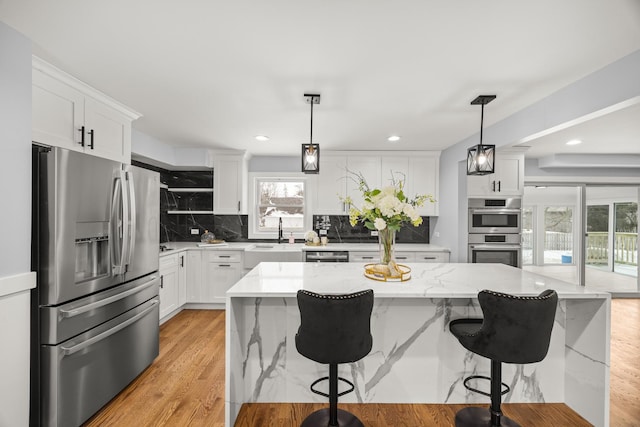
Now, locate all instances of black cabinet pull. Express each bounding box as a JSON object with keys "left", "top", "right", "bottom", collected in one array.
[
  {"left": 219, "top": 264, "right": 231, "bottom": 267},
  {"left": 78, "top": 126, "right": 85, "bottom": 147},
  {"left": 498, "top": 181, "right": 501, "bottom": 192},
  {"left": 180, "top": 256, "right": 184, "bottom": 267},
  {"left": 219, "top": 255, "right": 231, "bottom": 258},
  {"left": 423, "top": 256, "right": 436, "bottom": 260},
  {"left": 237, "top": 201, "right": 241, "bottom": 212},
  {"left": 362, "top": 256, "right": 373, "bottom": 260},
  {"left": 88, "top": 129, "right": 95, "bottom": 149},
  {"left": 492, "top": 181, "right": 496, "bottom": 192},
  {"left": 160, "top": 275, "right": 164, "bottom": 288}
]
